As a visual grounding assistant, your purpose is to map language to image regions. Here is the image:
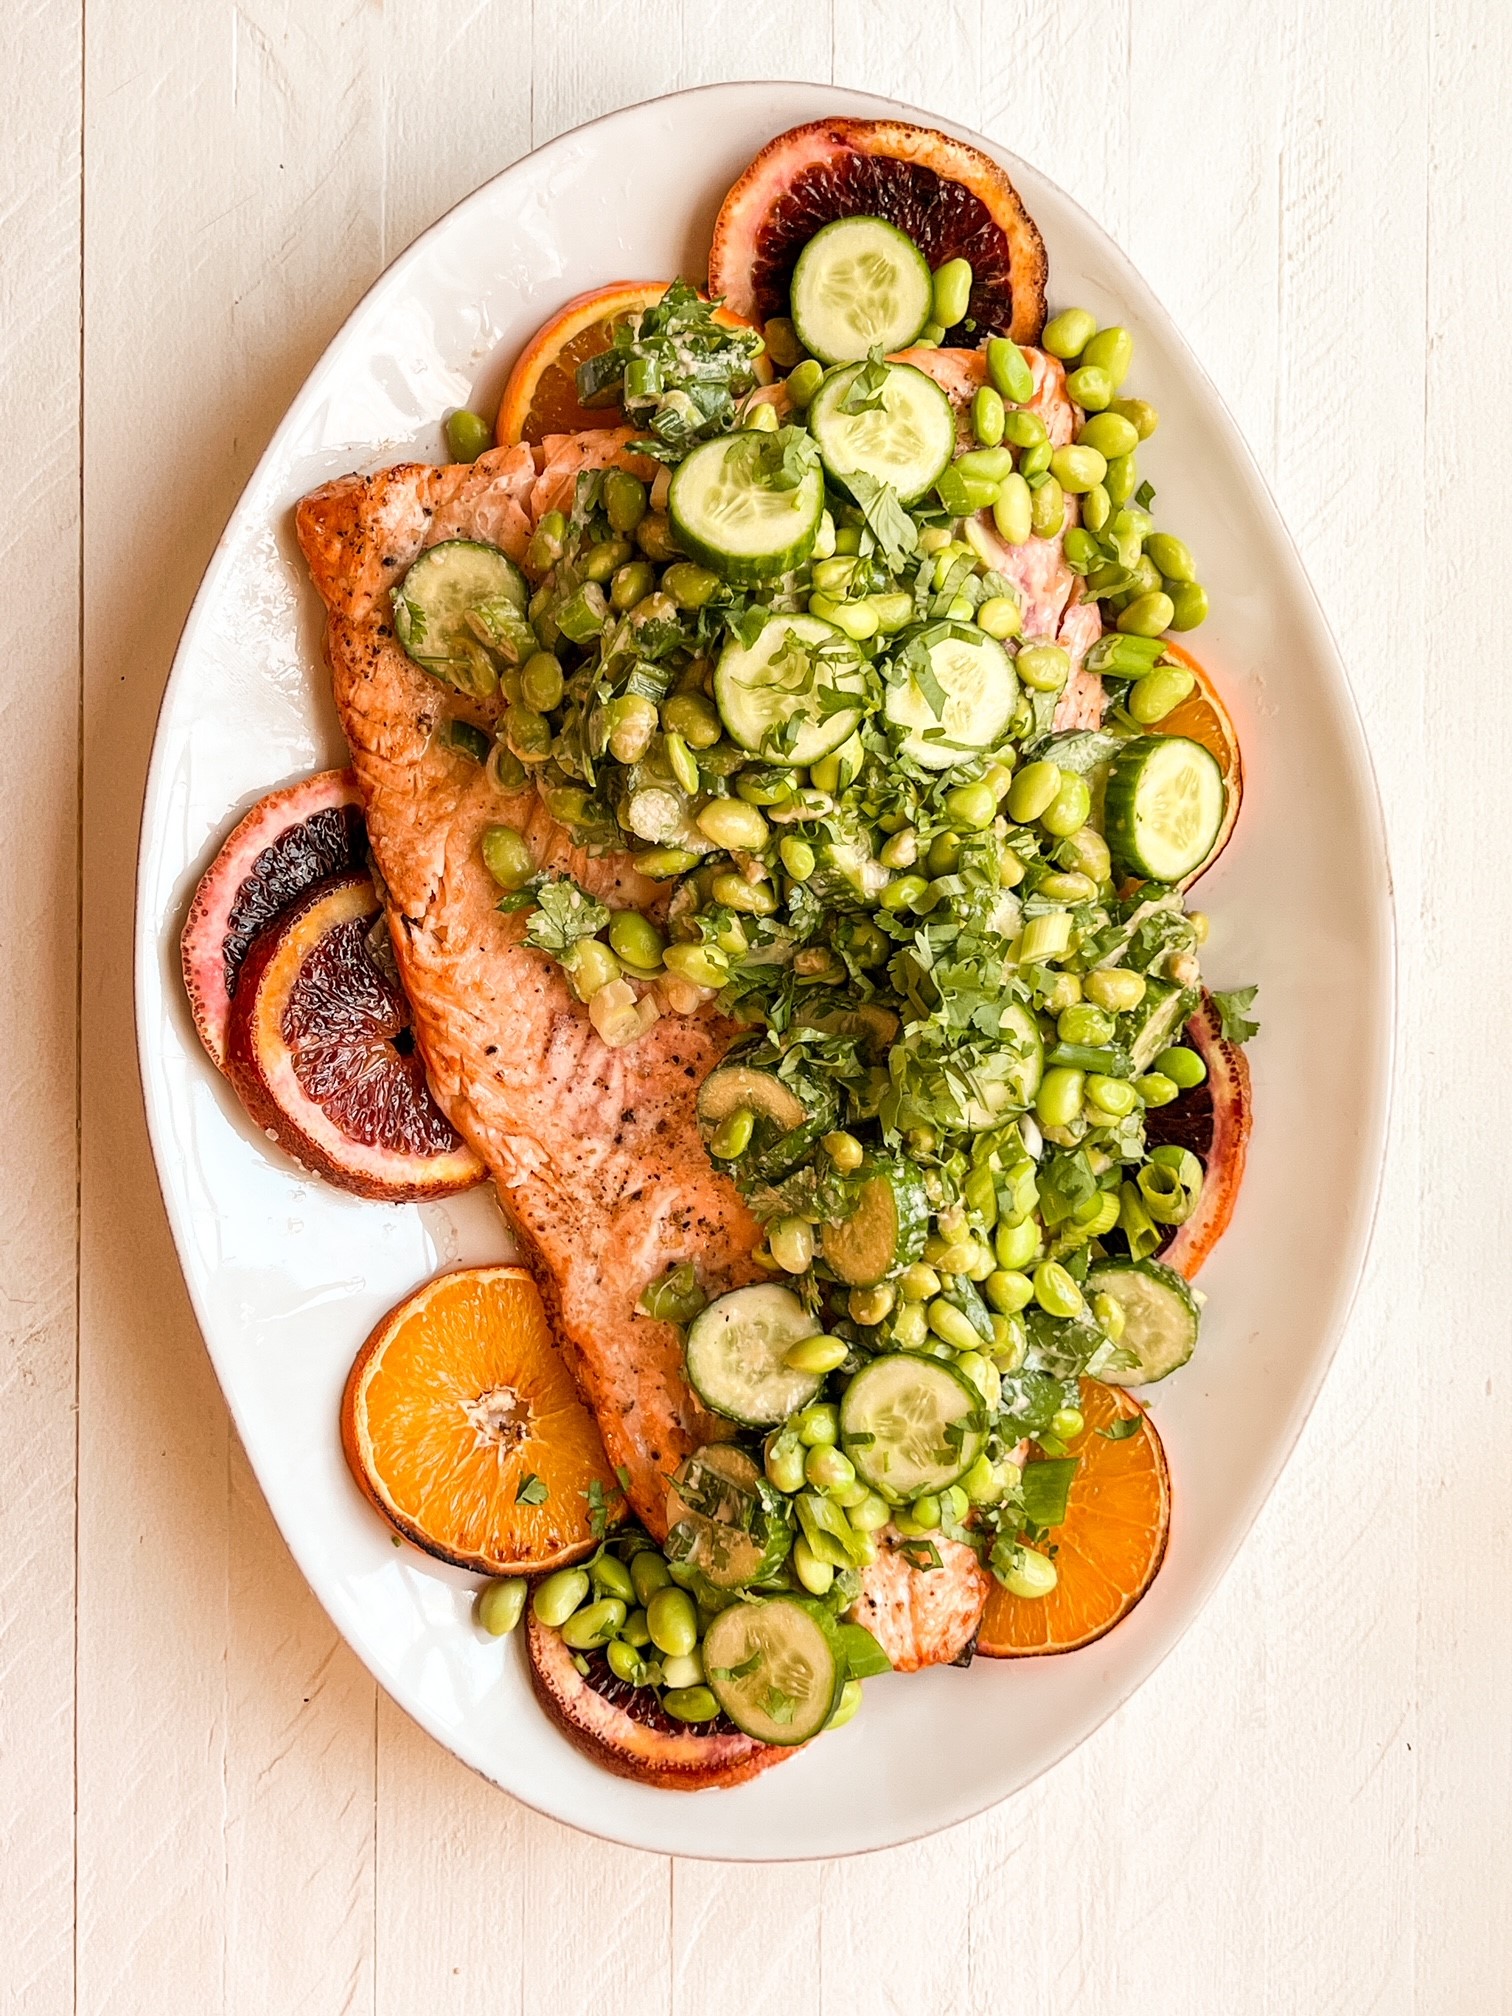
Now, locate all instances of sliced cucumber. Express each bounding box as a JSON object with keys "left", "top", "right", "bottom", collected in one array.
[
  {"left": 684, "top": 1284, "right": 824, "bottom": 1427},
  {"left": 696, "top": 1060, "right": 837, "bottom": 1180},
  {"left": 888, "top": 1002, "right": 1042, "bottom": 1134},
  {"left": 1122, "top": 976, "right": 1199, "bottom": 1074},
  {"left": 1105, "top": 736, "right": 1226, "bottom": 884},
  {"left": 702, "top": 1595, "right": 843, "bottom": 1745},
  {"left": 884, "top": 623, "right": 1018, "bottom": 771},
  {"left": 1086, "top": 1258, "right": 1201, "bottom": 1385},
  {"left": 808, "top": 360, "right": 956, "bottom": 504},
  {"left": 839, "top": 1352, "right": 987, "bottom": 1503},
  {"left": 820, "top": 1158, "right": 930, "bottom": 1286},
  {"left": 391, "top": 539, "right": 531, "bottom": 697},
  {"left": 793, "top": 1001, "right": 901, "bottom": 1064},
  {"left": 714, "top": 614, "right": 868, "bottom": 766},
  {"left": 665, "top": 1445, "right": 794, "bottom": 1591},
  {"left": 669, "top": 434, "right": 824, "bottom": 584},
  {"left": 789, "top": 215, "right": 933, "bottom": 365}
]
